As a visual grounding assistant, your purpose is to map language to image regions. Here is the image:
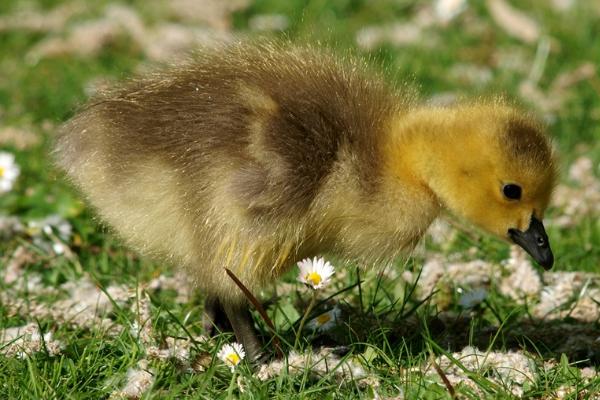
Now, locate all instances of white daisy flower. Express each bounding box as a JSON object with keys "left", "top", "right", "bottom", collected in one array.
[
  {"left": 217, "top": 342, "right": 245, "bottom": 371},
  {"left": 307, "top": 306, "right": 341, "bottom": 332},
  {"left": 297, "top": 257, "right": 335, "bottom": 290},
  {"left": 0, "top": 152, "right": 20, "bottom": 194}
]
